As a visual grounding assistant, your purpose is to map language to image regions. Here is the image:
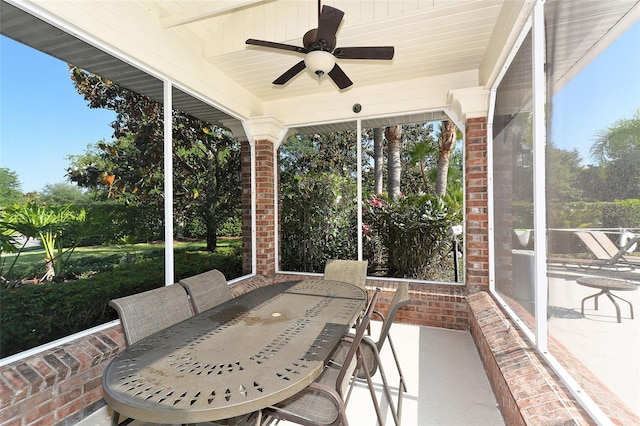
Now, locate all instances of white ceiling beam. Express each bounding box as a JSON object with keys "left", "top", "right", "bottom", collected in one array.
[{"left": 160, "top": 0, "right": 265, "bottom": 28}]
